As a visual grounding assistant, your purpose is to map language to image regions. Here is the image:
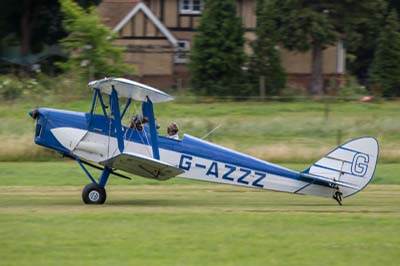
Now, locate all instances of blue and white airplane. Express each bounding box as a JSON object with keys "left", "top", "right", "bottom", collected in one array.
[{"left": 29, "top": 78, "right": 379, "bottom": 205}]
